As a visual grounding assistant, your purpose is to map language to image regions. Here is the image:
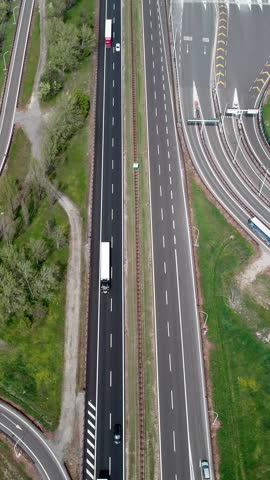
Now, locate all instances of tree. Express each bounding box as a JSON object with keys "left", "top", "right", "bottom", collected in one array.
[
  {"left": 79, "top": 24, "right": 95, "bottom": 58},
  {"left": 28, "top": 239, "right": 48, "bottom": 265},
  {"left": 71, "top": 90, "right": 90, "bottom": 118},
  {"left": 52, "top": 224, "right": 67, "bottom": 250},
  {"left": 0, "top": 1, "right": 8, "bottom": 24},
  {"left": 47, "top": 19, "right": 80, "bottom": 73},
  {"left": 39, "top": 67, "right": 64, "bottom": 100}
]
